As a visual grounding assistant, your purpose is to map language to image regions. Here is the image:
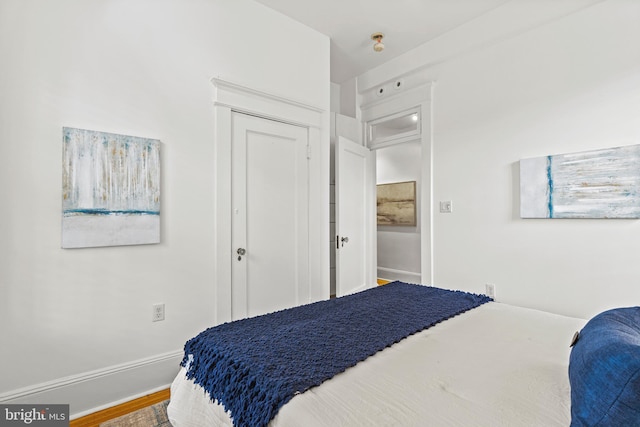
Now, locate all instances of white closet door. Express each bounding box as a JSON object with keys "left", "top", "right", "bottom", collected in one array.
[{"left": 231, "top": 113, "right": 309, "bottom": 319}]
